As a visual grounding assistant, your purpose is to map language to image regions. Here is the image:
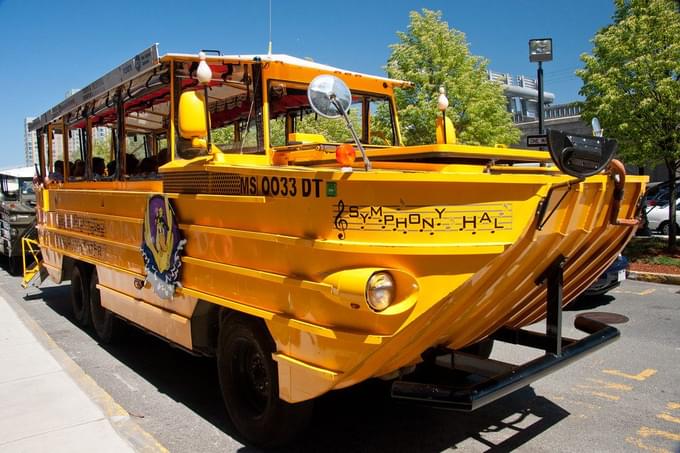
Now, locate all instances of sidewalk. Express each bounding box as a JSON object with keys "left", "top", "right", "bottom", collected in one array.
[{"left": 0, "top": 291, "right": 159, "bottom": 452}]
